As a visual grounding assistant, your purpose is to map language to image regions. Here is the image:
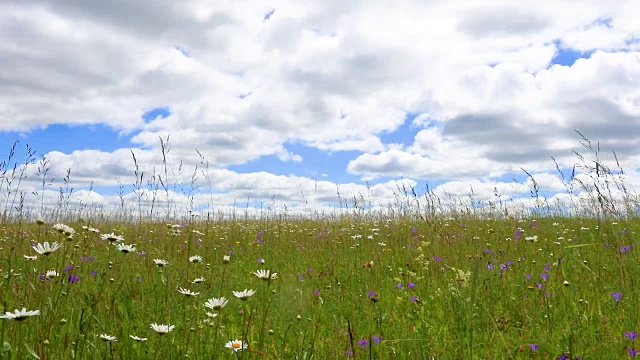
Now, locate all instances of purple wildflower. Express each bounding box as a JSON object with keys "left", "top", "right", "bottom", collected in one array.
[
  {"left": 625, "top": 331, "right": 637, "bottom": 341},
  {"left": 411, "top": 296, "right": 420, "bottom": 303},
  {"left": 487, "top": 264, "right": 494, "bottom": 270},
  {"left": 68, "top": 274, "right": 80, "bottom": 284},
  {"left": 358, "top": 338, "right": 368, "bottom": 348},
  {"left": 372, "top": 336, "right": 382, "bottom": 344},
  {"left": 629, "top": 349, "right": 639, "bottom": 357},
  {"left": 313, "top": 289, "right": 320, "bottom": 296},
  {"left": 90, "top": 270, "right": 97, "bottom": 276},
  {"left": 612, "top": 292, "right": 623, "bottom": 302},
  {"left": 63, "top": 265, "right": 73, "bottom": 272},
  {"left": 432, "top": 255, "right": 443, "bottom": 262},
  {"left": 541, "top": 273, "right": 549, "bottom": 281},
  {"left": 408, "top": 282, "right": 416, "bottom": 289},
  {"left": 620, "top": 245, "right": 632, "bottom": 254},
  {"left": 525, "top": 273, "right": 532, "bottom": 279},
  {"left": 529, "top": 344, "right": 538, "bottom": 352},
  {"left": 536, "top": 283, "right": 543, "bottom": 289},
  {"left": 298, "top": 274, "right": 304, "bottom": 281},
  {"left": 345, "top": 349, "right": 353, "bottom": 357},
  {"left": 396, "top": 283, "right": 403, "bottom": 289}
]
